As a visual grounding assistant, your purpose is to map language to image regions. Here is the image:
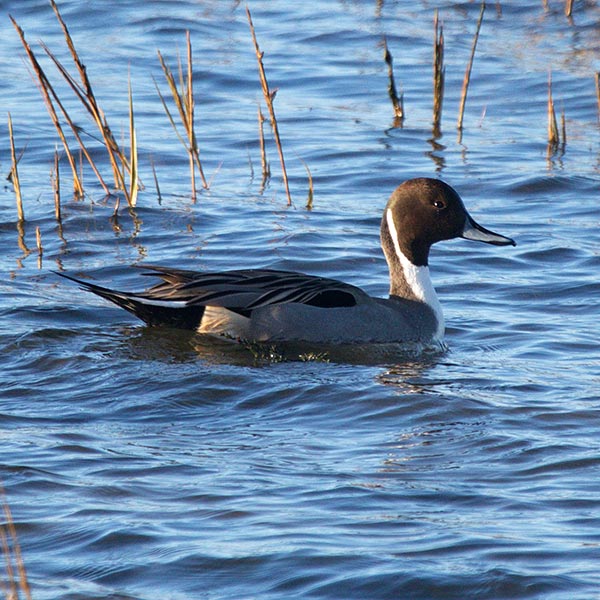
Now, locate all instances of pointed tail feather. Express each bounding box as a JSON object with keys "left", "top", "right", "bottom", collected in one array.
[{"left": 55, "top": 272, "right": 206, "bottom": 330}]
